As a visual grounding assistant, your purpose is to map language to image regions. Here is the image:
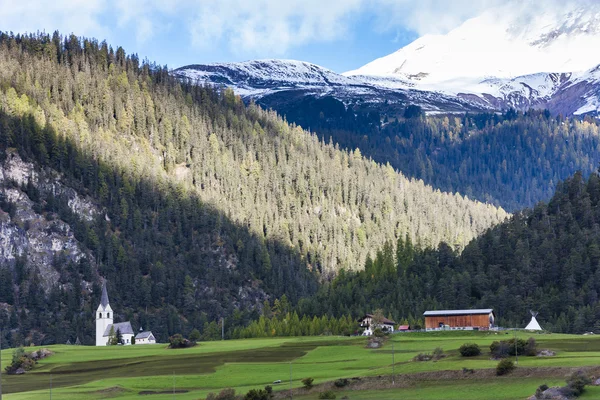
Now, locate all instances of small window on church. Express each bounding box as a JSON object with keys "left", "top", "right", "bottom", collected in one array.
[
  {"left": 99, "top": 313, "right": 102, "bottom": 318},
  {"left": 107, "top": 313, "right": 110, "bottom": 318}
]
